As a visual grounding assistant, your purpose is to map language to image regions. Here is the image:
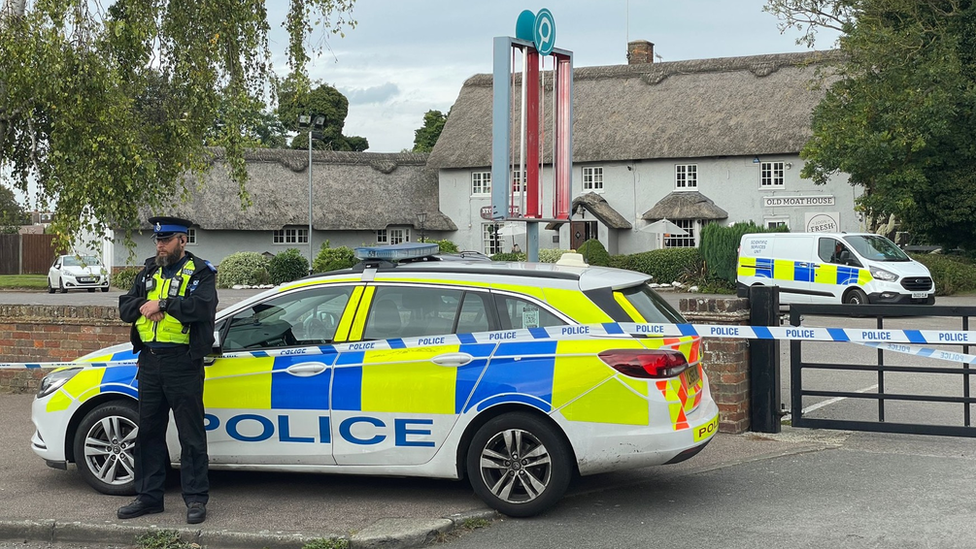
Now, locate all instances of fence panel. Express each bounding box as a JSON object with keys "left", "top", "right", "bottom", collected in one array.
[
  {"left": 0, "top": 235, "right": 19, "bottom": 275},
  {"left": 22, "top": 234, "right": 57, "bottom": 274}
]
